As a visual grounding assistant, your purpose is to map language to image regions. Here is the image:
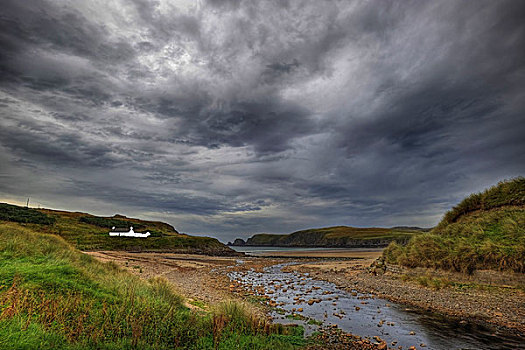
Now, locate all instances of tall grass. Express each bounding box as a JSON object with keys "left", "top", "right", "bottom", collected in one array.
[
  {"left": 384, "top": 178, "right": 525, "bottom": 274},
  {"left": 0, "top": 223, "right": 303, "bottom": 349},
  {"left": 207, "top": 301, "right": 302, "bottom": 350},
  {"left": 438, "top": 177, "right": 525, "bottom": 228}
]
